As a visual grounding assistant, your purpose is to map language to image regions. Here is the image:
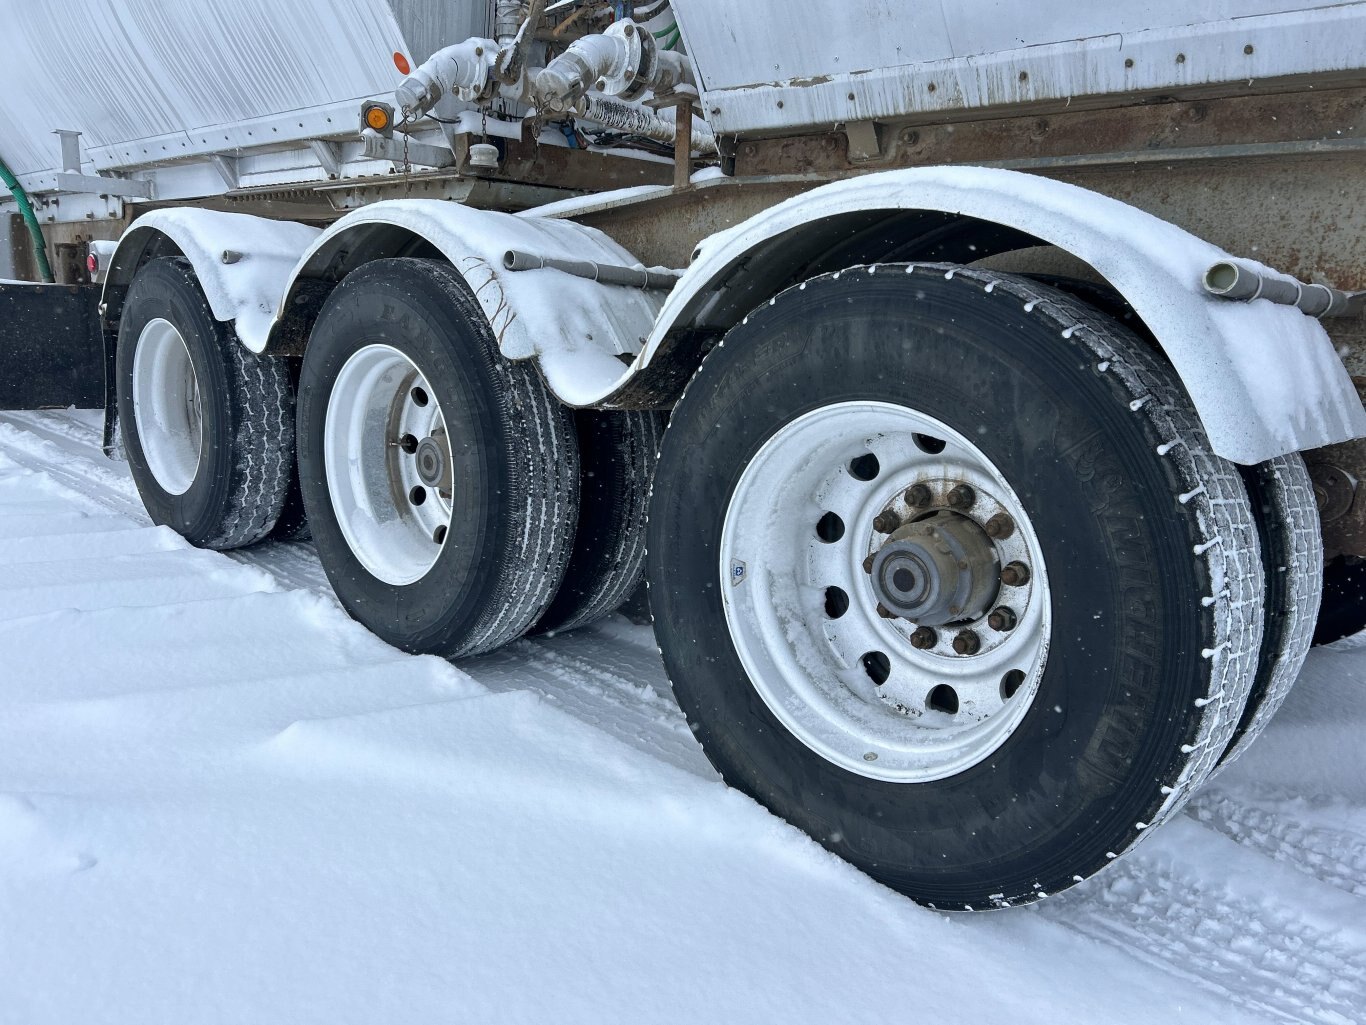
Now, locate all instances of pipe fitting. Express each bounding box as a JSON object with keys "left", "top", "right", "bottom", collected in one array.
[
  {"left": 1204, "top": 260, "right": 1365, "bottom": 319},
  {"left": 394, "top": 39, "right": 496, "bottom": 120}
]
